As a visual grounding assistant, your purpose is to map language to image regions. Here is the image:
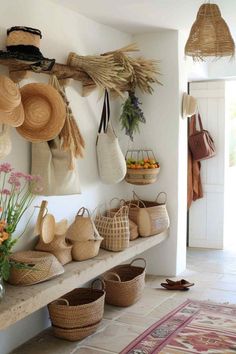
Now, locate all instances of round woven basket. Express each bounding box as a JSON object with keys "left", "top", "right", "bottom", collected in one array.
[
  {"left": 103, "top": 258, "right": 146, "bottom": 307},
  {"left": 125, "top": 167, "right": 160, "bottom": 185},
  {"left": 48, "top": 279, "right": 105, "bottom": 329},
  {"left": 71, "top": 238, "right": 102, "bottom": 261},
  {"left": 66, "top": 207, "right": 95, "bottom": 242},
  {"left": 52, "top": 322, "right": 99, "bottom": 342},
  {"left": 8, "top": 251, "right": 64, "bottom": 285}
]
